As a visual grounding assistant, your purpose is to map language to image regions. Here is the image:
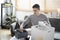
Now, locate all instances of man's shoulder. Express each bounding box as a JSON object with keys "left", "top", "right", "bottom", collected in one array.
[
  {"left": 40, "top": 13, "right": 46, "bottom": 16},
  {"left": 40, "top": 14, "right": 47, "bottom": 18},
  {"left": 29, "top": 14, "right": 34, "bottom": 17}
]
